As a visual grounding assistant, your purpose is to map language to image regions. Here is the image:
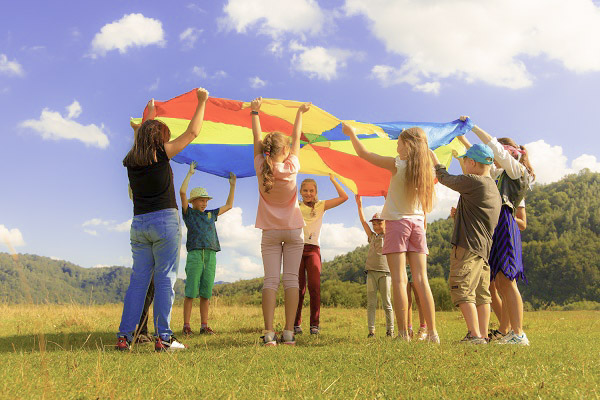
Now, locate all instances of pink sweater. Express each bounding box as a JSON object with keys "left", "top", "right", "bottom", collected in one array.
[{"left": 254, "top": 154, "right": 304, "bottom": 230}]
